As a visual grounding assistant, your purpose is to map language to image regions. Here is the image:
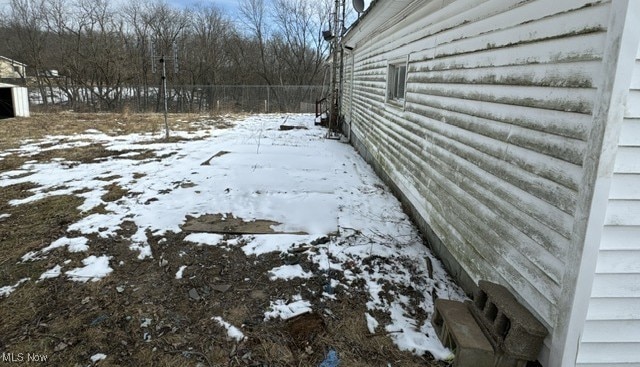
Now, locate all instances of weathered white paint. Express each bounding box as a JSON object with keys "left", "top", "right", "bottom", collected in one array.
[
  {"left": 342, "top": 0, "right": 640, "bottom": 365},
  {"left": 12, "top": 86, "right": 30, "bottom": 117},
  {"left": 0, "top": 83, "right": 30, "bottom": 118},
  {"left": 576, "top": 0, "right": 640, "bottom": 365},
  {"left": 0, "top": 56, "right": 26, "bottom": 79}
]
